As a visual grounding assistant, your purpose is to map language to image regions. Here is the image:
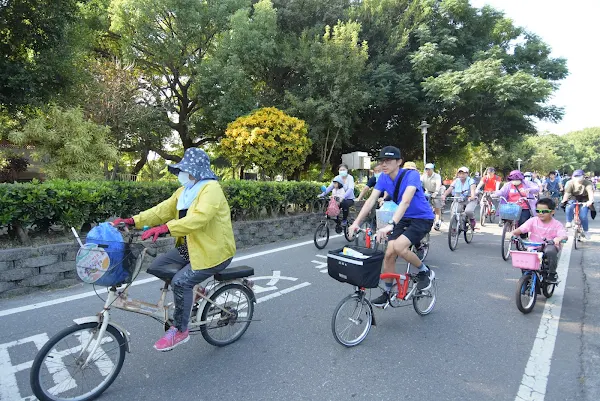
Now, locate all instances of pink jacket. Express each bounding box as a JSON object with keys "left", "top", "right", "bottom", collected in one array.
[{"left": 494, "top": 181, "right": 539, "bottom": 216}]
